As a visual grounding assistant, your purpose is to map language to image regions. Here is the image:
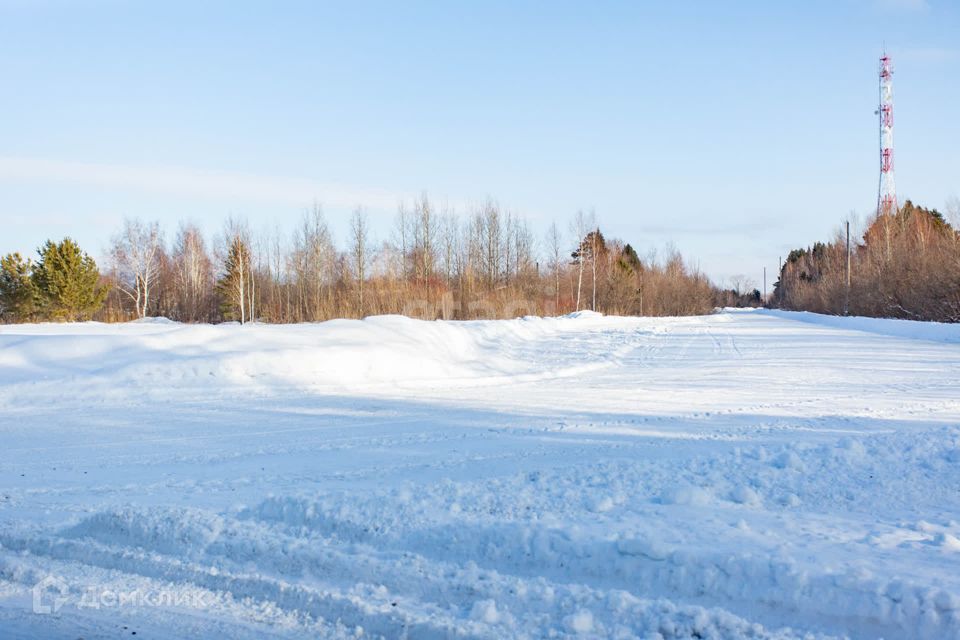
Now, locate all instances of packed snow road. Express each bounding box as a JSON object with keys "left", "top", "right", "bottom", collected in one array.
[{"left": 1, "top": 310, "right": 959, "bottom": 639}]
